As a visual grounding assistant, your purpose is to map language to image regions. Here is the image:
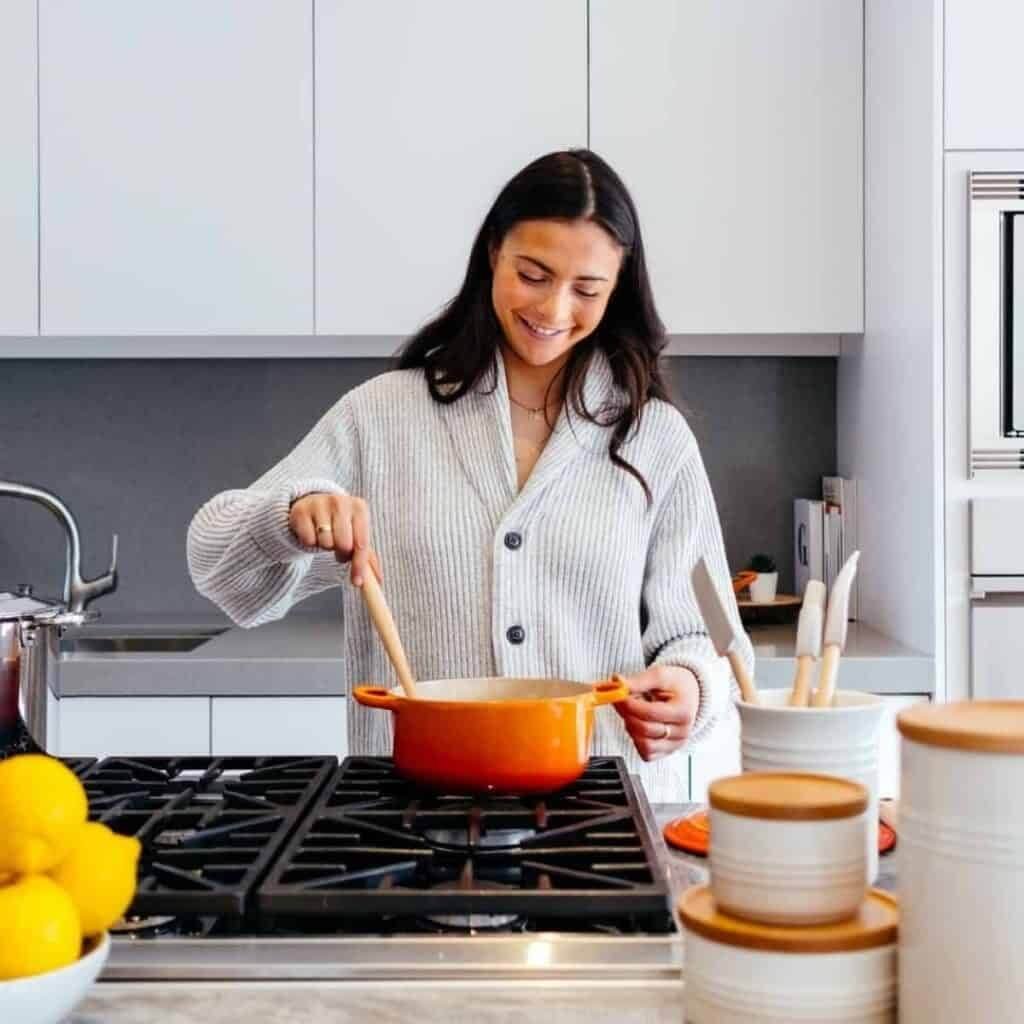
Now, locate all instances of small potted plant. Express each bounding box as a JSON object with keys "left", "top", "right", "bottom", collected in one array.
[{"left": 748, "top": 553, "right": 778, "bottom": 603}]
